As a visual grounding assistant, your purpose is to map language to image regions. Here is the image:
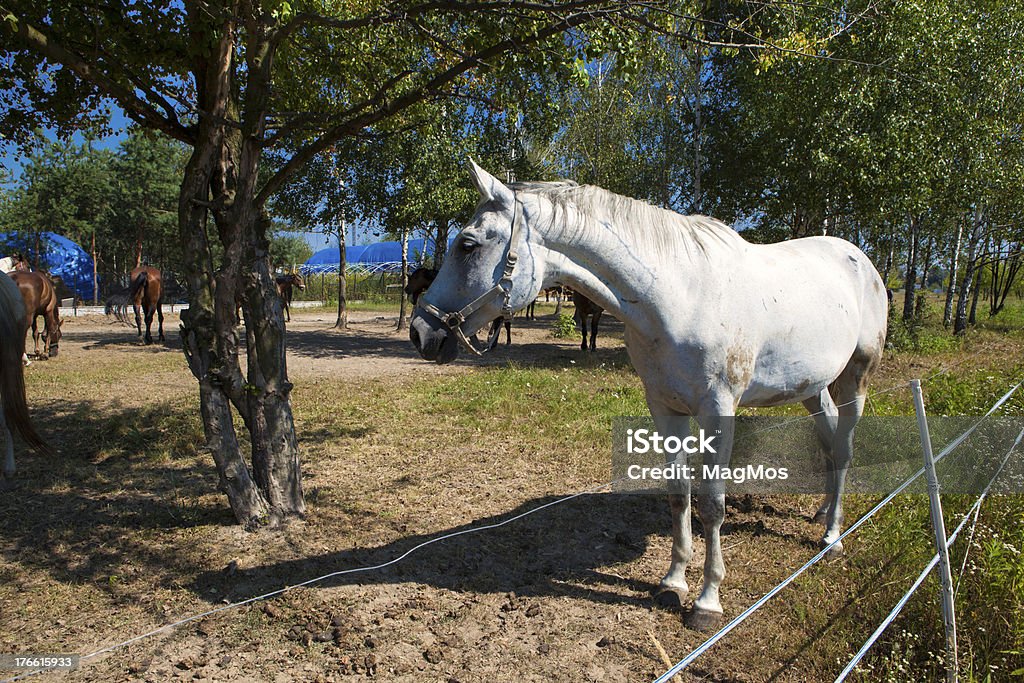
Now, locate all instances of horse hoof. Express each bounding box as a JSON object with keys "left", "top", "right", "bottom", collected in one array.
[
  {"left": 685, "top": 608, "right": 723, "bottom": 631},
  {"left": 820, "top": 538, "right": 844, "bottom": 559},
  {"left": 654, "top": 587, "right": 687, "bottom": 610}
]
